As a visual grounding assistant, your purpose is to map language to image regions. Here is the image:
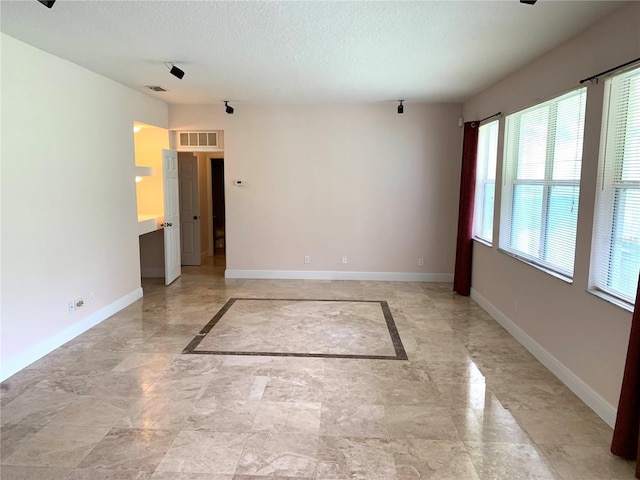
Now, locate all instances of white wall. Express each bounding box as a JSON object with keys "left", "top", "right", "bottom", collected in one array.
[
  {"left": 0, "top": 34, "right": 168, "bottom": 379},
  {"left": 170, "top": 103, "right": 463, "bottom": 280},
  {"left": 463, "top": 3, "right": 640, "bottom": 424}
]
